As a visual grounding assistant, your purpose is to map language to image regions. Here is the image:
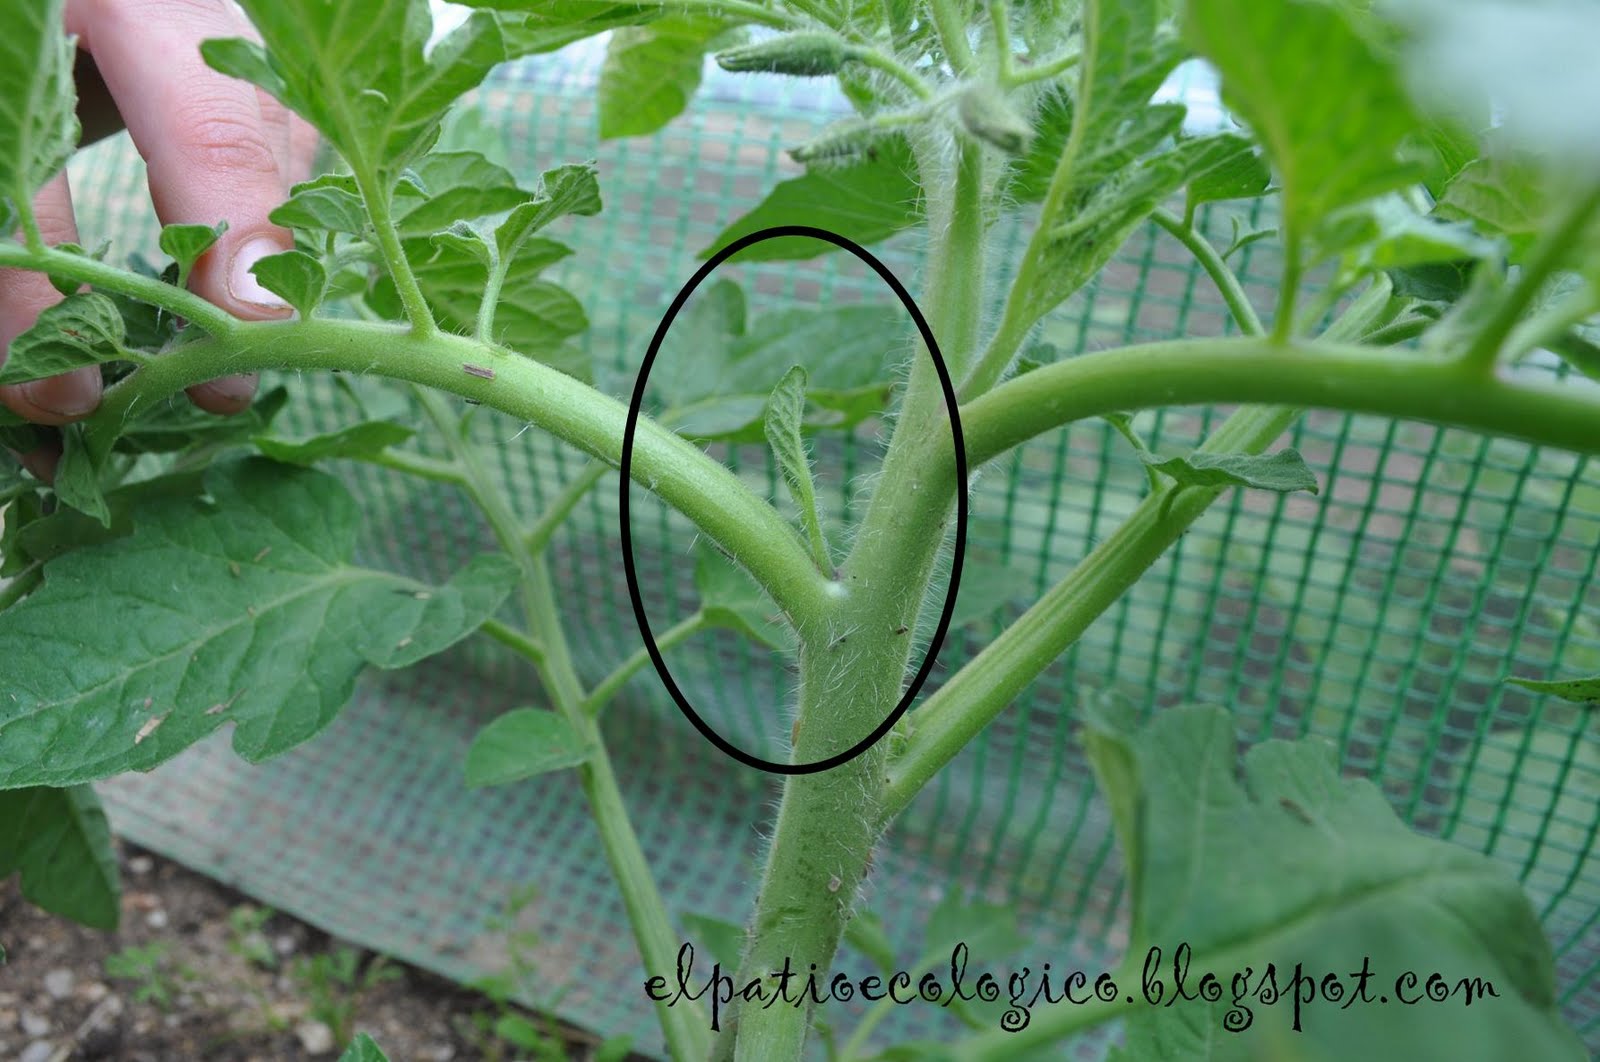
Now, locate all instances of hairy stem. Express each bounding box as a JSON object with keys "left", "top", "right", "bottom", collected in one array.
[
  {"left": 0, "top": 241, "right": 237, "bottom": 335},
  {"left": 355, "top": 168, "right": 436, "bottom": 338}
]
